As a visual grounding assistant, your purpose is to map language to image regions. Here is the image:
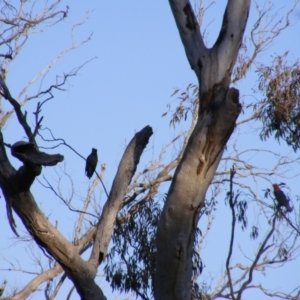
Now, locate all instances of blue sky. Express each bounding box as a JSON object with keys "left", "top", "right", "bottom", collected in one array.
[{"left": 1, "top": 1, "right": 300, "bottom": 299}]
